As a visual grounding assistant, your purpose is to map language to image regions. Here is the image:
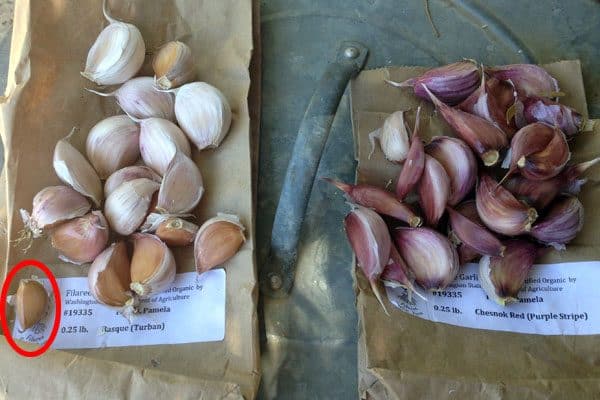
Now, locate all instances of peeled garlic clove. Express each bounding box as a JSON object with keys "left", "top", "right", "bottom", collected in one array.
[
  {"left": 50, "top": 211, "right": 109, "bottom": 265},
  {"left": 157, "top": 152, "right": 204, "bottom": 214},
  {"left": 425, "top": 136, "right": 477, "bottom": 206},
  {"left": 447, "top": 206, "right": 504, "bottom": 257},
  {"left": 81, "top": 2, "right": 145, "bottom": 85},
  {"left": 130, "top": 233, "right": 176, "bottom": 297},
  {"left": 519, "top": 97, "right": 583, "bottom": 136},
  {"left": 387, "top": 61, "right": 480, "bottom": 105},
  {"left": 104, "top": 165, "right": 161, "bottom": 197},
  {"left": 86, "top": 115, "right": 140, "bottom": 179},
  {"left": 479, "top": 240, "right": 538, "bottom": 305},
  {"left": 422, "top": 84, "right": 508, "bottom": 166},
  {"left": 485, "top": 64, "right": 559, "bottom": 98},
  {"left": 194, "top": 214, "right": 246, "bottom": 274},
  {"left": 54, "top": 133, "right": 103, "bottom": 206},
  {"left": 369, "top": 111, "right": 410, "bottom": 162},
  {"left": 175, "top": 82, "right": 232, "bottom": 150},
  {"left": 104, "top": 178, "right": 160, "bottom": 235},
  {"left": 530, "top": 195, "right": 583, "bottom": 250},
  {"left": 14, "top": 279, "right": 48, "bottom": 330},
  {"left": 153, "top": 41, "right": 195, "bottom": 90},
  {"left": 139, "top": 117, "right": 192, "bottom": 175},
  {"left": 395, "top": 227, "right": 459, "bottom": 290},
  {"left": 156, "top": 217, "right": 199, "bottom": 247},
  {"left": 418, "top": 155, "right": 450, "bottom": 226},
  {"left": 88, "top": 242, "right": 132, "bottom": 307},
  {"left": 325, "top": 179, "right": 421, "bottom": 227},
  {"left": 395, "top": 107, "right": 425, "bottom": 200},
  {"left": 476, "top": 174, "right": 538, "bottom": 236}
]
